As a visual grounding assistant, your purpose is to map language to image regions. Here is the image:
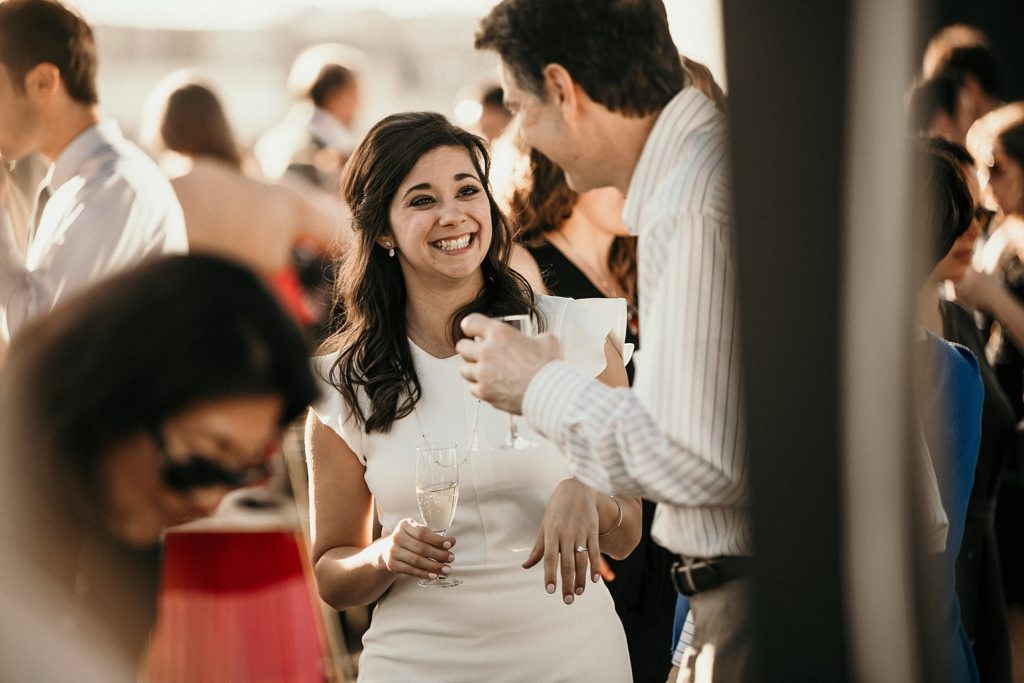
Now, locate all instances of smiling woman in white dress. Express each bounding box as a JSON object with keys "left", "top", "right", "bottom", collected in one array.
[{"left": 305, "top": 111, "right": 639, "bottom": 682}]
